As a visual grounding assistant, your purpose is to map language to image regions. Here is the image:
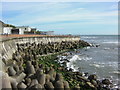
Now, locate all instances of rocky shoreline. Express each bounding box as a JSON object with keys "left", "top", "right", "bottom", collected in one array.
[{"left": 2, "top": 40, "right": 116, "bottom": 90}]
